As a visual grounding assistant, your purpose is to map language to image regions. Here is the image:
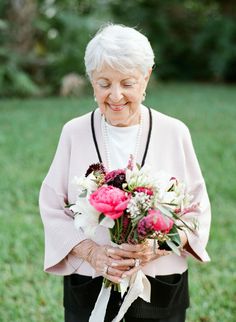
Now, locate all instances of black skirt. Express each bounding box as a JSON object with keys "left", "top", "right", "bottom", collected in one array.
[{"left": 63, "top": 270, "right": 189, "bottom": 321}]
